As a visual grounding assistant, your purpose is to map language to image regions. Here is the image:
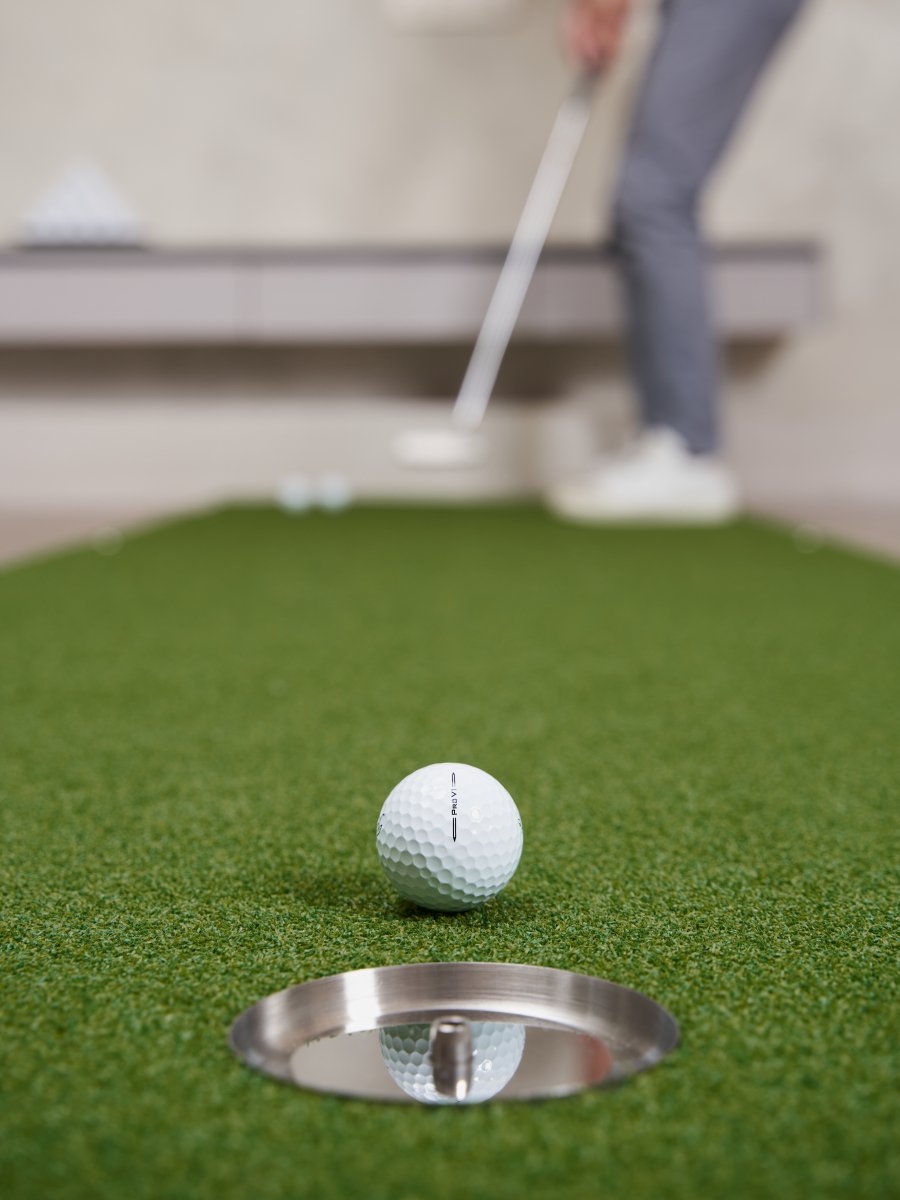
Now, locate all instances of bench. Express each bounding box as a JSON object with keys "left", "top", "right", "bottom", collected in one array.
[{"left": 0, "top": 244, "right": 822, "bottom": 345}]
